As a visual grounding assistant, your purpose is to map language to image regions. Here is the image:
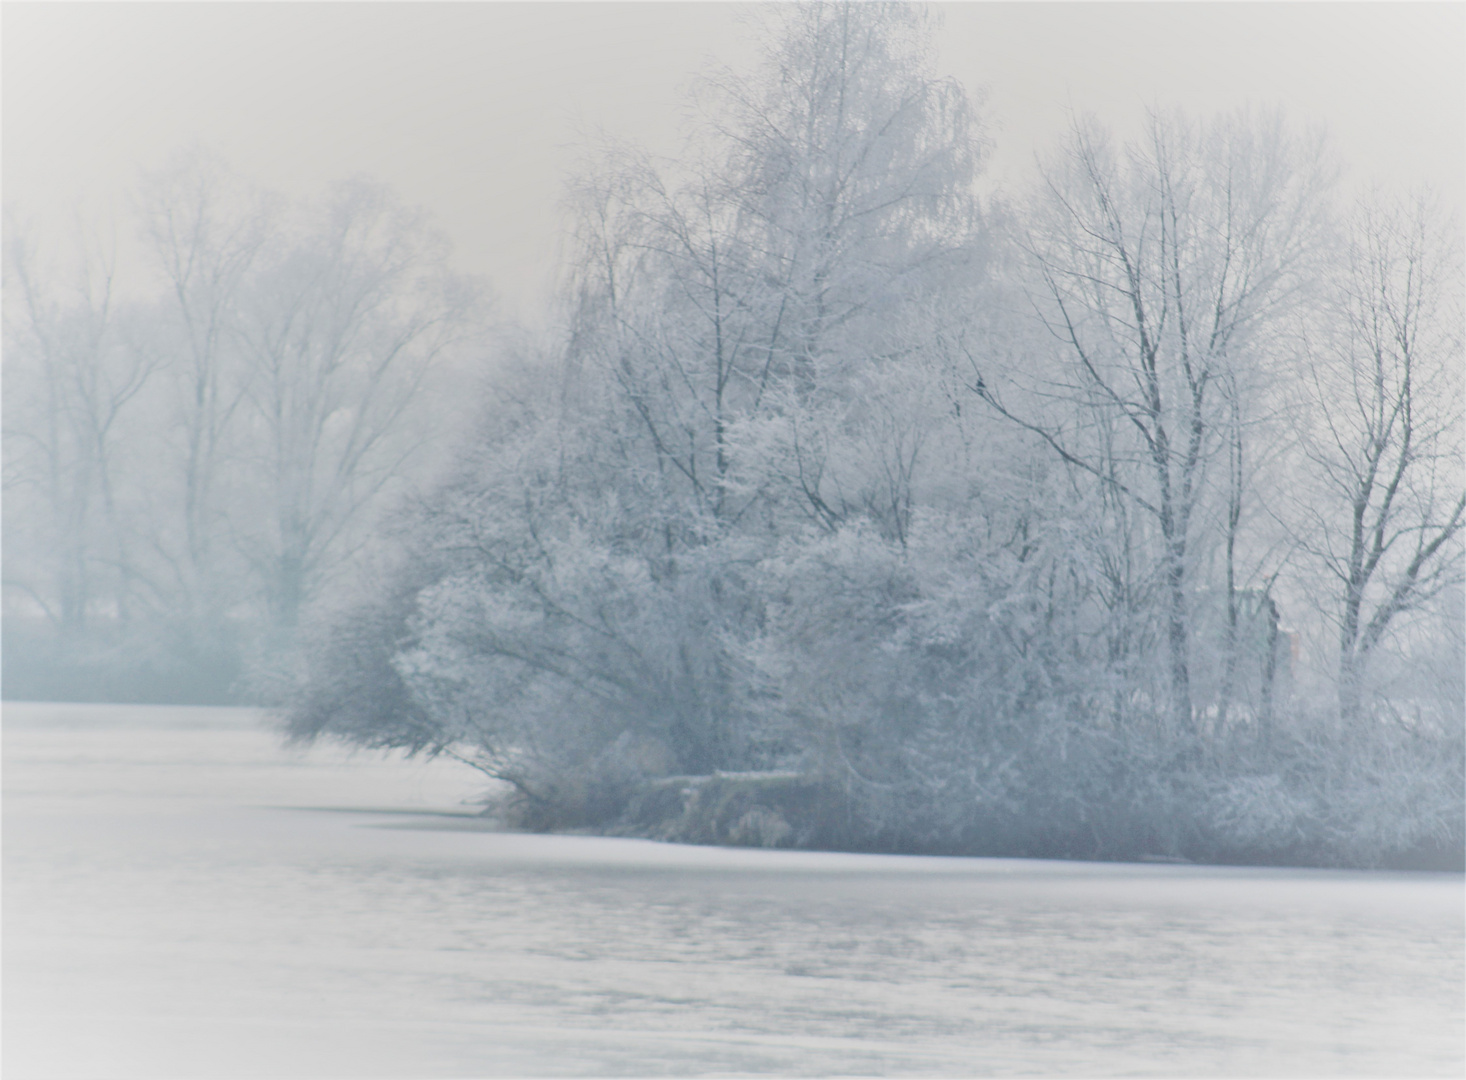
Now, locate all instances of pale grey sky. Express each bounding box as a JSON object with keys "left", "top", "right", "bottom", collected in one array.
[{"left": 5, "top": 2, "right": 1462, "bottom": 323}]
